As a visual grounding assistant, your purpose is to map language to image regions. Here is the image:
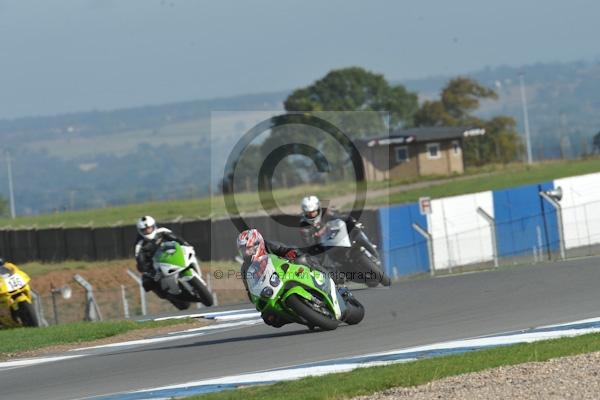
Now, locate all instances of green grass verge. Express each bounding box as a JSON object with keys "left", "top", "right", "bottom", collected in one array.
[
  {"left": 185, "top": 332, "right": 600, "bottom": 400},
  {"left": 1, "top": 158, "right": 599, "bottom": 229},
  {"left": 0, "top": 182, "right": 362, "bottom": 229},
  {"left": 367, "top": 158, "right": 600, "bottom": 207},
  {"left": 0, "top": 319, "right": 191, "bottom": 355}
]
